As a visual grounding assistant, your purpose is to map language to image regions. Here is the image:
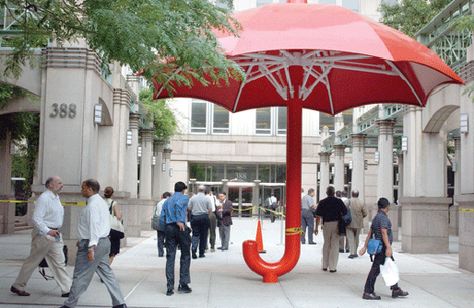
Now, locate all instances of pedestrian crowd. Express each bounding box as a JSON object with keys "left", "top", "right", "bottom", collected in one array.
[{"left": 10, "top": 175, "right": 408, "bottom": 305}]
